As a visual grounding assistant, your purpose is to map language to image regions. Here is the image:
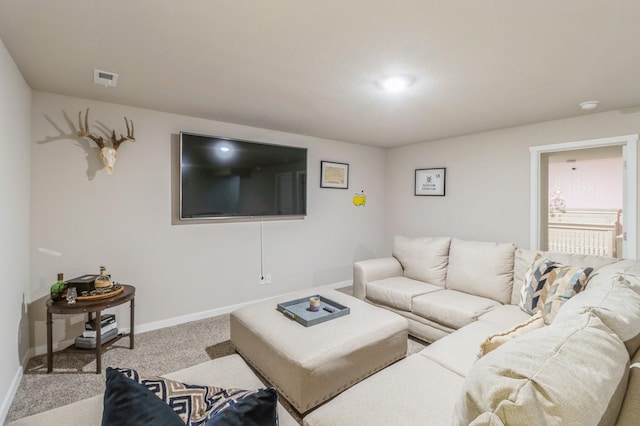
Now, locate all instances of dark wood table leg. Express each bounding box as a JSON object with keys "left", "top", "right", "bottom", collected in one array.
[
  {"left": 130, "top": 297, "right": 135, "bottom": 349},
  {"left": 95, "top": 309, "right": 102, "bottom": 374},
  {"left": 47, "top": 311, "right": 53, "bottom": 373}
]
